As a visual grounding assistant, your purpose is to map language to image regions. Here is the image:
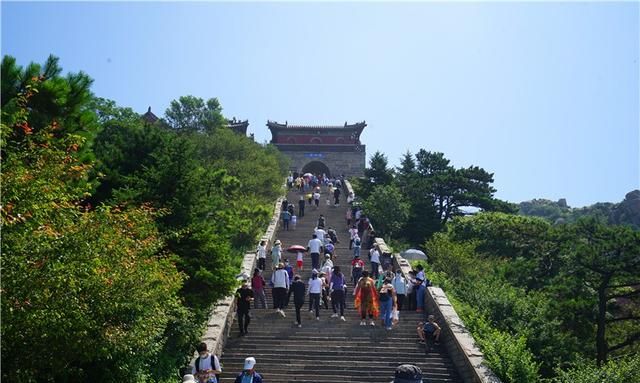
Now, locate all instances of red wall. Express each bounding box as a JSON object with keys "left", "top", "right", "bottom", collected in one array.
[{"left": 275, "top": 135, "right": 356, "bottom": 144}]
